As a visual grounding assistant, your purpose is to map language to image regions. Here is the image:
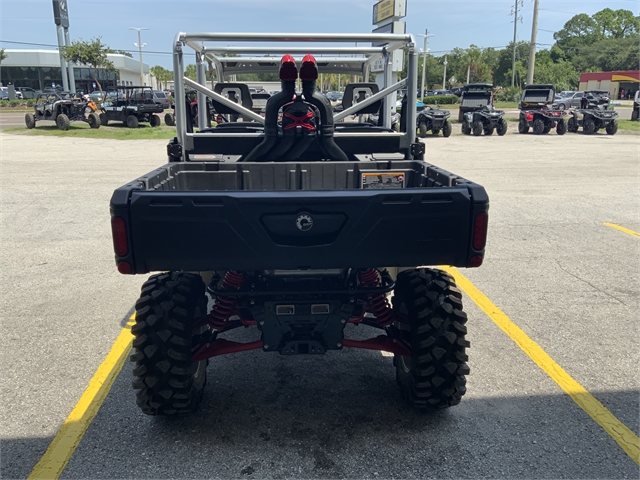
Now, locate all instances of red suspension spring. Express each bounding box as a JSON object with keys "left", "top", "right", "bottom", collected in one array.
[
  {"left": 358, "top": 268, "right": 395, "bottom": 327},
  {"left": 208, "top": 271, "right": 244, "bottom": 329}
]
